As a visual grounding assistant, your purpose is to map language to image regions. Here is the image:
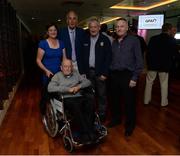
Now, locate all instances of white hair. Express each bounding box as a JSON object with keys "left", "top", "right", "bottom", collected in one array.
[{"left": 87, "top": 17, "right": 100, "bottom": 27}]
